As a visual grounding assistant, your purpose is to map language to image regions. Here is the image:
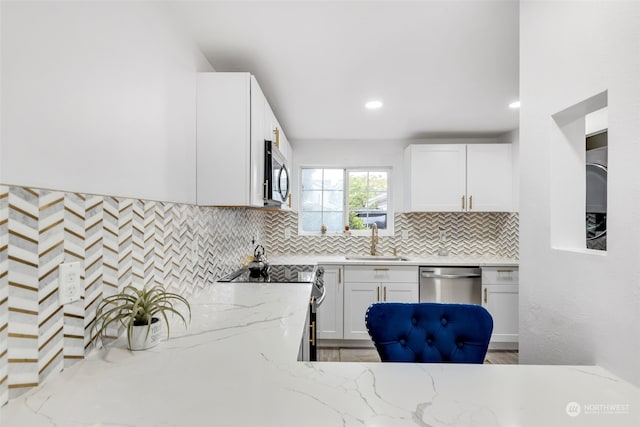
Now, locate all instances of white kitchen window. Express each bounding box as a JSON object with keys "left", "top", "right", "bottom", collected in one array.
[{"left": 299, "top": 168, "right": 392, "bottom": 235}]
